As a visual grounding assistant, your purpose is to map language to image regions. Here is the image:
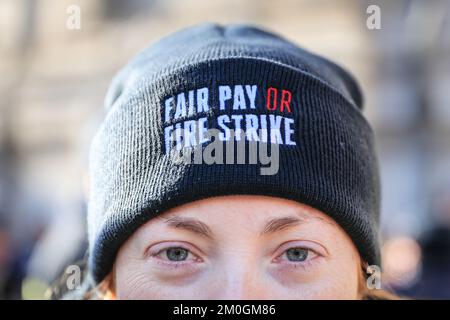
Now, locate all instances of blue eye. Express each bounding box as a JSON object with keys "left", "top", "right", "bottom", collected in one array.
[
  {"left": 285, "top": 247, "right": 309, "bottom": 262},
  {"left": 165, "top": 247, "right": 189, "bottom": 261}
]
